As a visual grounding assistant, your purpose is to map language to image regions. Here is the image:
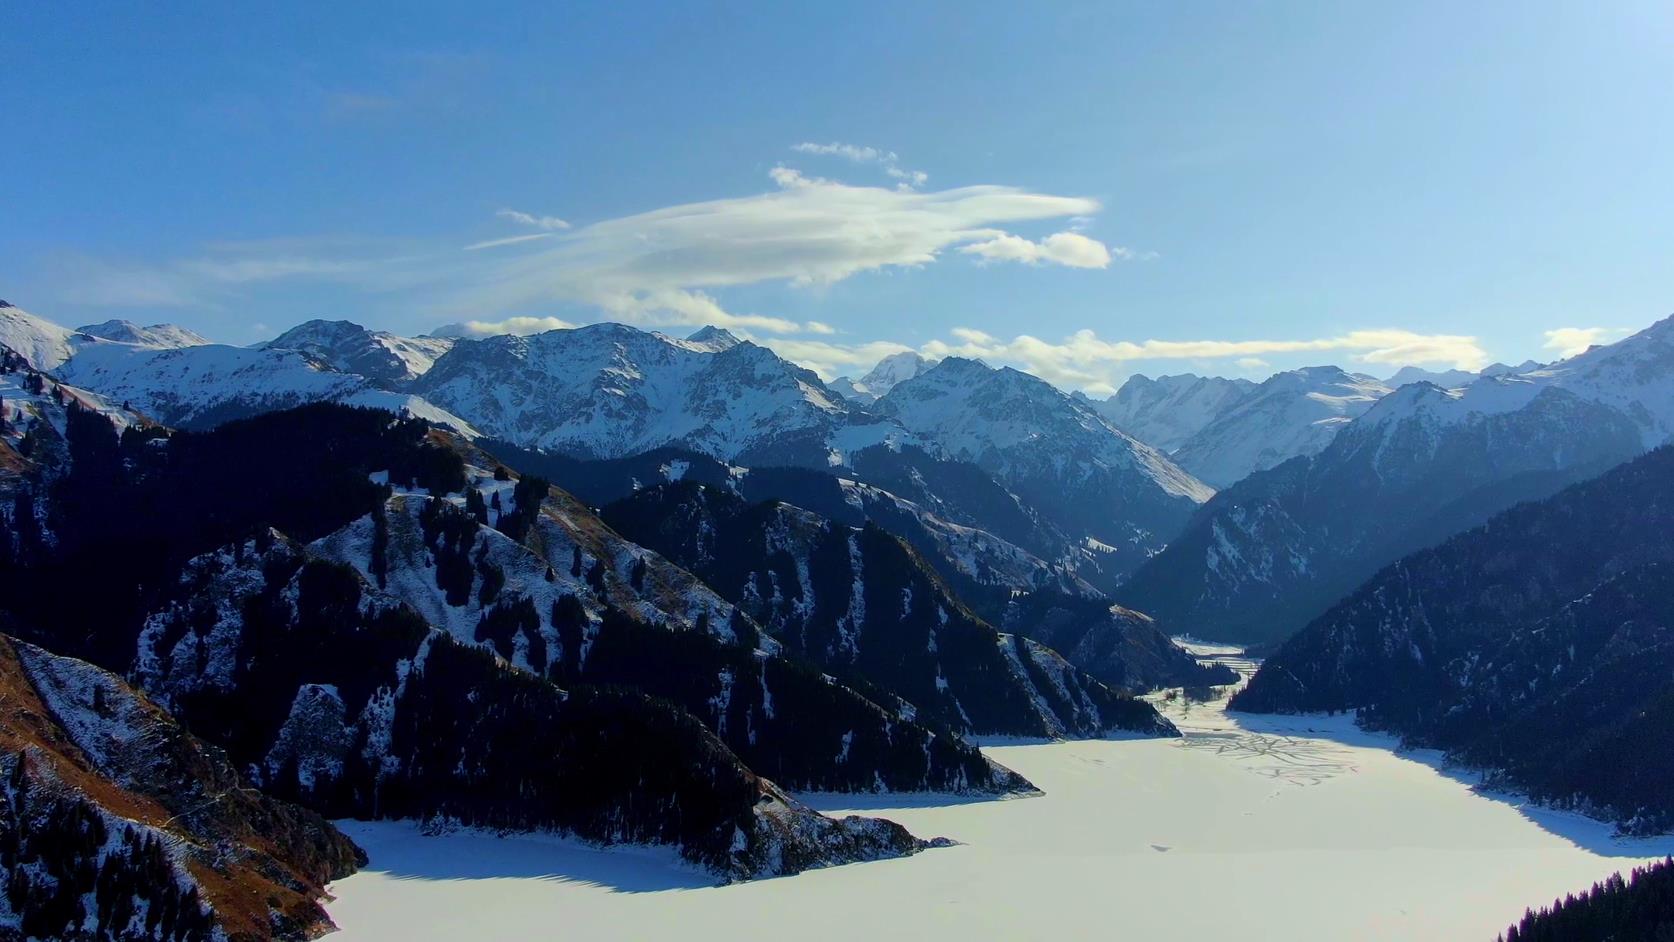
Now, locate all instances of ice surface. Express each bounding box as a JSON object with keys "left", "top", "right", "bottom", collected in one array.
[{"left": 324, "top": 648, "right": 1674, "bottom": 940}]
